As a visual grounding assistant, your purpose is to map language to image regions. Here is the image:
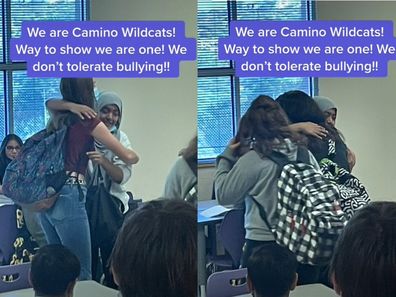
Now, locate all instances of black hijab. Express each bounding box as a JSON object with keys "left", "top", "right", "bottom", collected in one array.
[{"left": 0, "top": 134, "right": 23, "bottom": 183}]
